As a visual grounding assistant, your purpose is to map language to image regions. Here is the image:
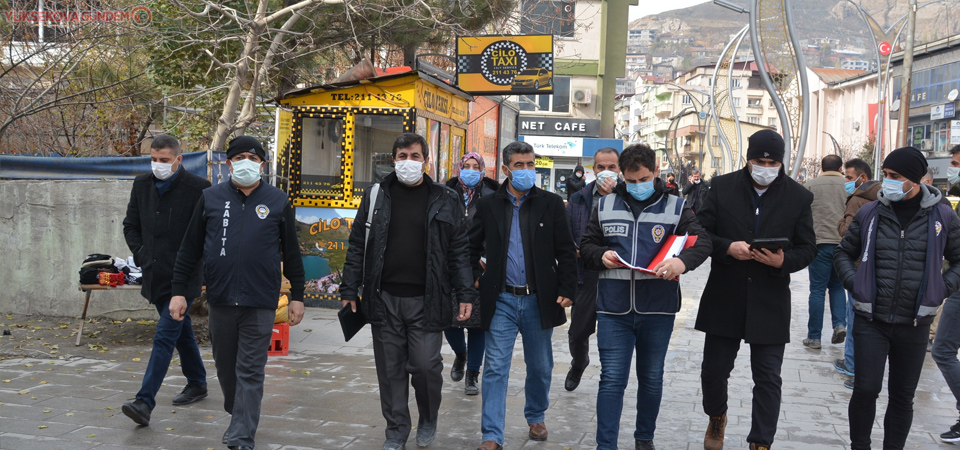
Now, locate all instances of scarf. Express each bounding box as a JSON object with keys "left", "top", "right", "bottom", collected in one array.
[{"left": 458, "top": 152, "right": 485, "bottom": 207}]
